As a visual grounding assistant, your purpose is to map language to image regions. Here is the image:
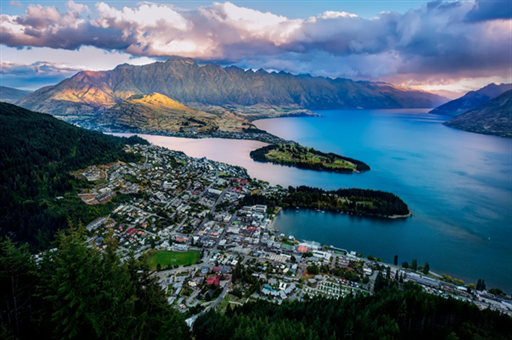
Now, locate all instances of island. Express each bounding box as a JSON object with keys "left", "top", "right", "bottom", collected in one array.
[{"left": 250, "top": 143, "right": 370, "bottom": 173}]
